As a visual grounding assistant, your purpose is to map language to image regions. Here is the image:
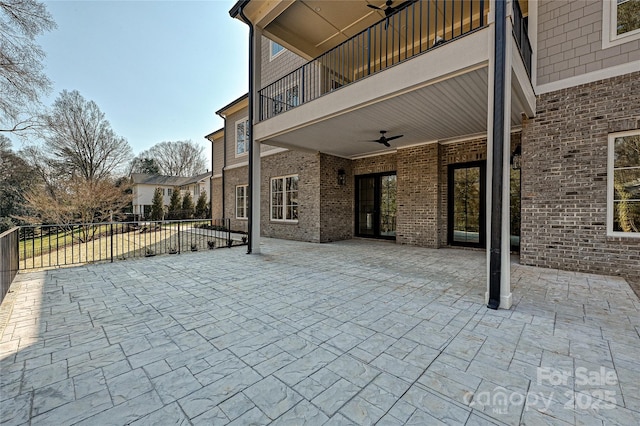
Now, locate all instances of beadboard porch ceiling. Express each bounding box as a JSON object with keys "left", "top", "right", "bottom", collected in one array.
[{"left": 256, "top": 66, "right": 529, "bottom": 159}]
